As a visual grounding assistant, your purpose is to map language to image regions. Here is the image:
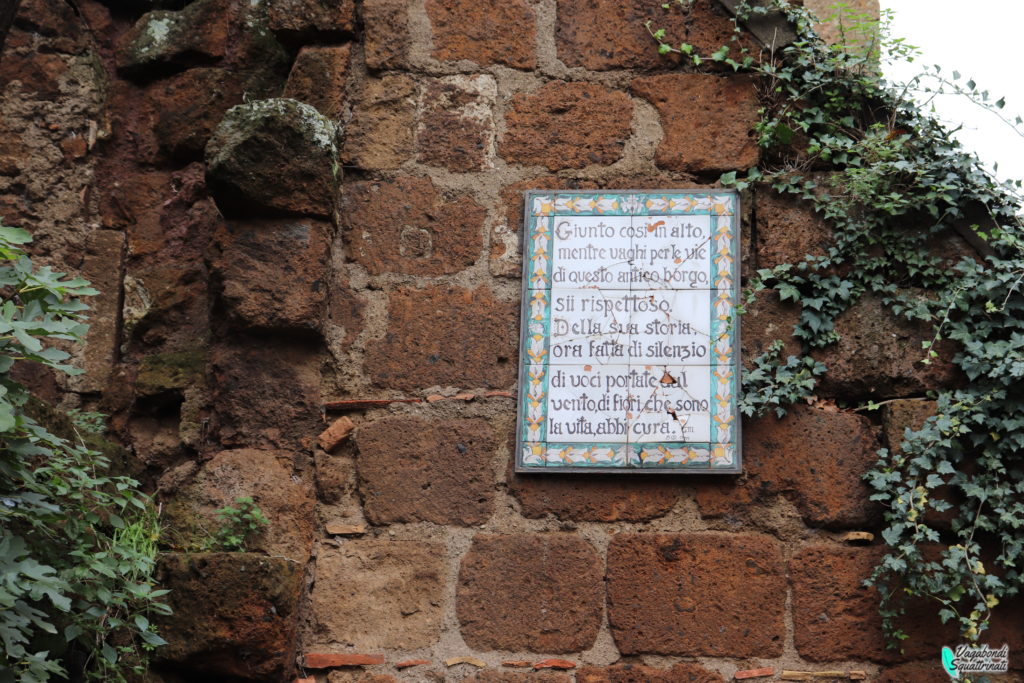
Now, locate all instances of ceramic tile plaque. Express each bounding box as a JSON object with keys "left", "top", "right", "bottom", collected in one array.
[{"left": 515, "top": 190, "right": 741, "bottom": 473}]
